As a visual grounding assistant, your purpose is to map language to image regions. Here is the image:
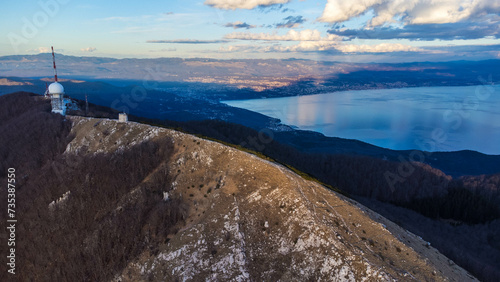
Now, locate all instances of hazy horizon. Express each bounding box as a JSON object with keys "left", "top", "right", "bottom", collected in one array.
[{"left": 2, "top": 0, "right": 500, "bottom": 62}]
